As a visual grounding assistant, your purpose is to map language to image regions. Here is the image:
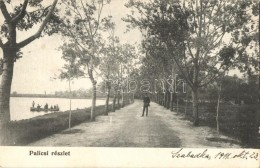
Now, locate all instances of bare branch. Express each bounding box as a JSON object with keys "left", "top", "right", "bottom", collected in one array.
[
  {"left": 12, "top": 0, "right": 29, "bottom": 23},
  {"left": 166, "top": 42, "right": 194, "bottom": 88},
  {"left": 0, "top": 0, "right": 11, "bottom": 22},
  {"left": 61, "top": 0, "right": 91, "bottom": 37},
  {"left": 17, "top": 0, "right": 58, "bottom": 49},
  {"left": 92, "top": 1, "right": 104, "bottom": 36},
  {"left": 62, "top": 22, "right": 92, "bottom": 56},
  {"left": 186, "top": 41, "right": 195, "bottom": 60},
  {"left": 198, "top": 32, "right": 225, "bottom": 67},
  {"left": 0, "top": 38, "right": 3, "bottom": 48},
  {"left": 198, "top": 54, "right": 241, "bottom": 88},
  {"left": 74, "top": 1, "right": 91, "bottom": 36},
  {"left": 199, "top": 70, "right": 225, "bottom": 88}
]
